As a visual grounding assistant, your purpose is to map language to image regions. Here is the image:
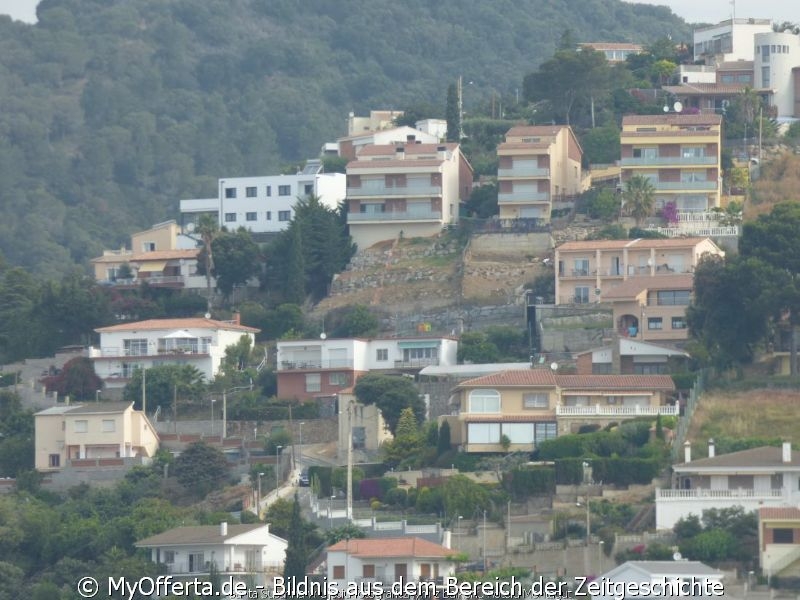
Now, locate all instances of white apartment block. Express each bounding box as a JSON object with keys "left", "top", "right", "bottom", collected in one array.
[
  {"left": 693, "top": 18, "right": 773, "bottom": 64},
  {"left": 754, "top": 31, "right": 800, "bottom": 119}
]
